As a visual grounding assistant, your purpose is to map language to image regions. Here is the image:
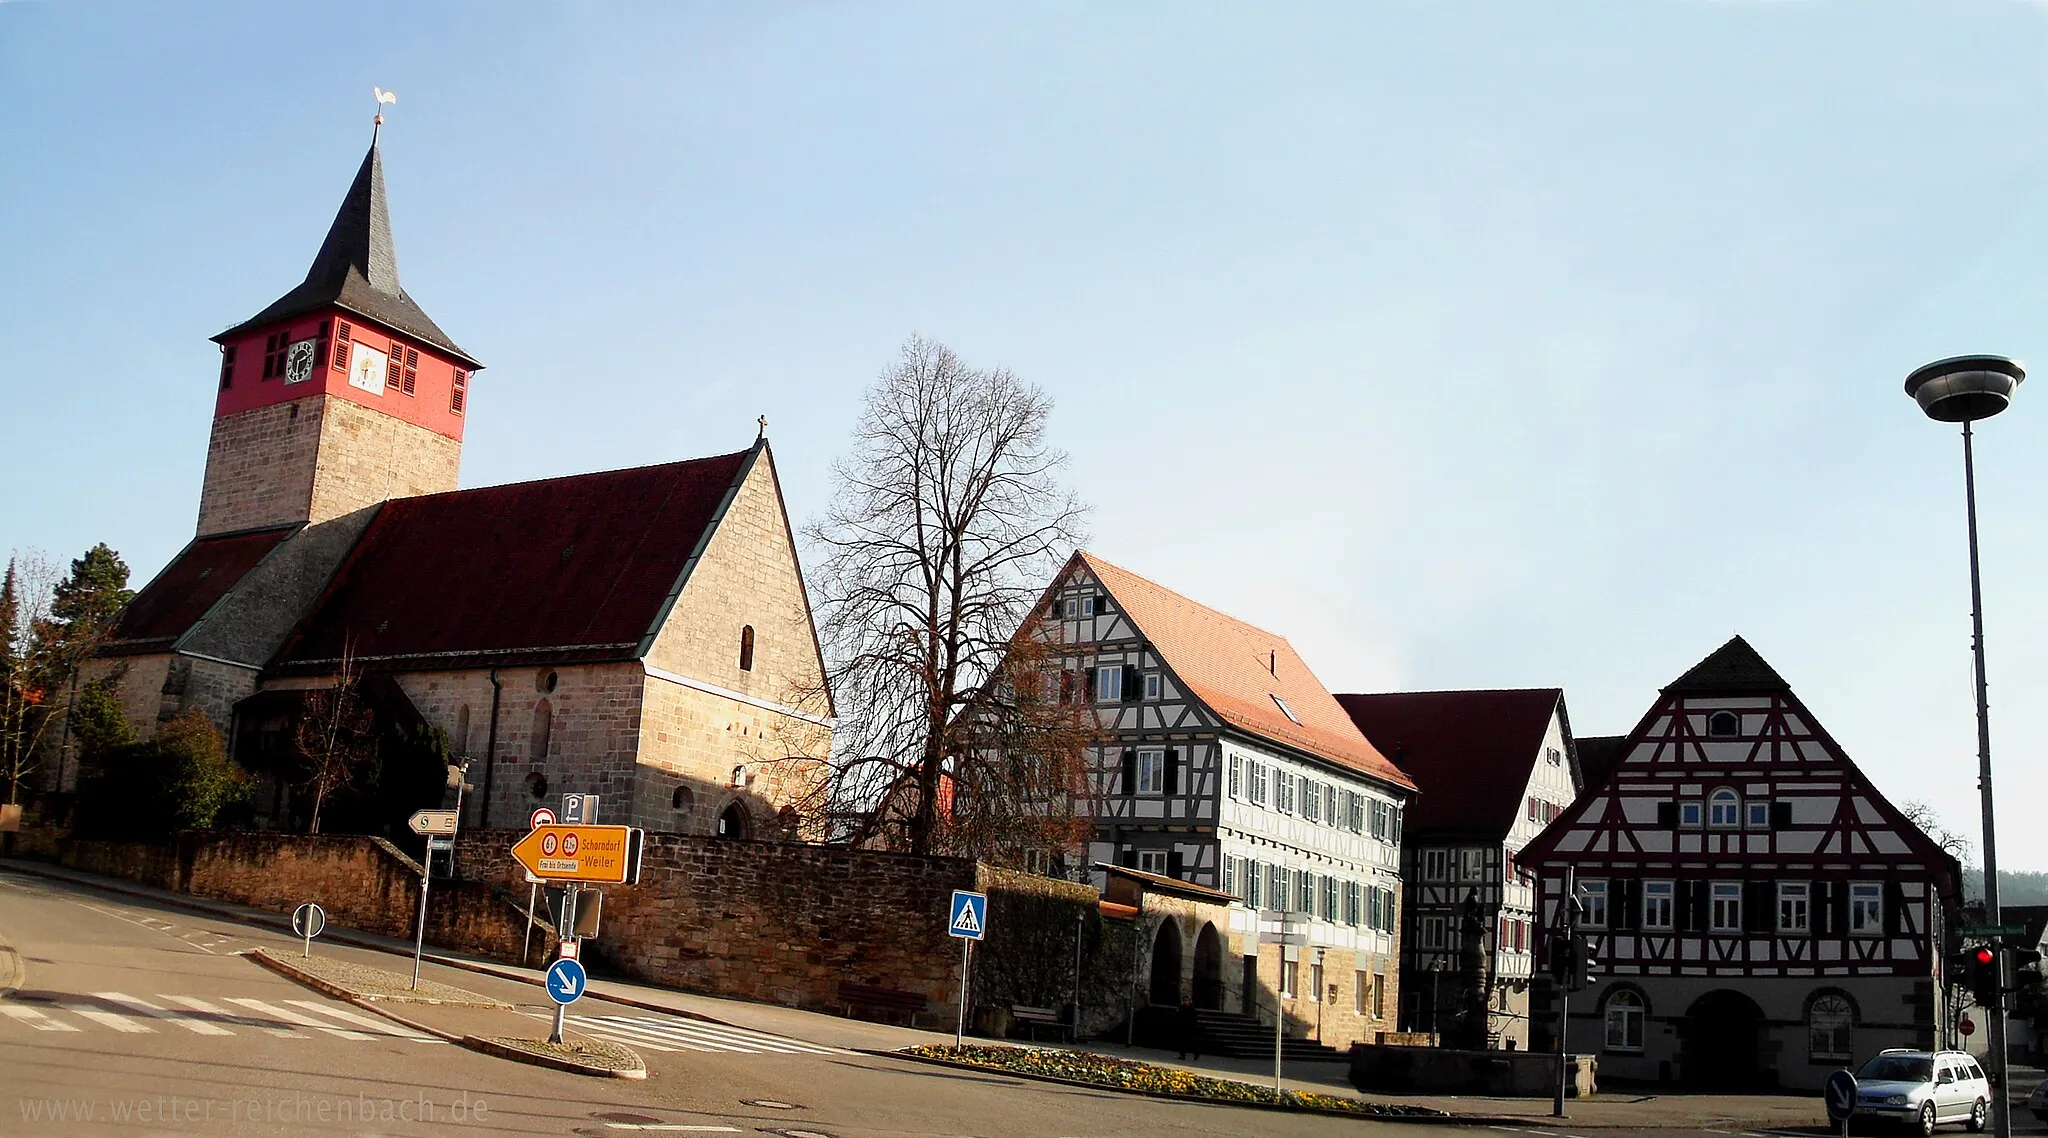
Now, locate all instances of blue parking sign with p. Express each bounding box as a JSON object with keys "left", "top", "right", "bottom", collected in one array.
[{"left": 948, "top": 890, "right": 987, "bottom": 940}]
